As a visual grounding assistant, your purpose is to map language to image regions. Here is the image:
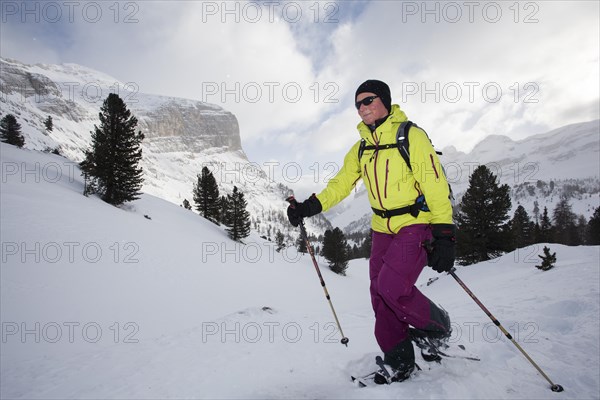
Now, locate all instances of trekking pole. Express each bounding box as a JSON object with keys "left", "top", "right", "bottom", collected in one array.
[
  {"left": 449, "top": 268, "right": 564, "bottom": 392},
  {"left": 286, "top": 196, "right": 349, "bottom": 347}
]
